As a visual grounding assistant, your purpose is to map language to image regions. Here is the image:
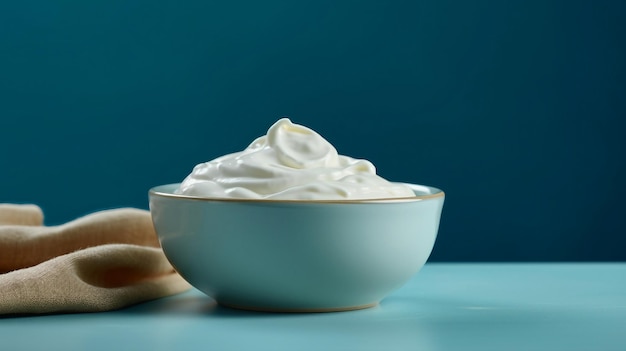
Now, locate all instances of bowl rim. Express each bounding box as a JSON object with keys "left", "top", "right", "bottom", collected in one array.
[{"left": 149, "top": 183, "right": 444, "bottom": 204}]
